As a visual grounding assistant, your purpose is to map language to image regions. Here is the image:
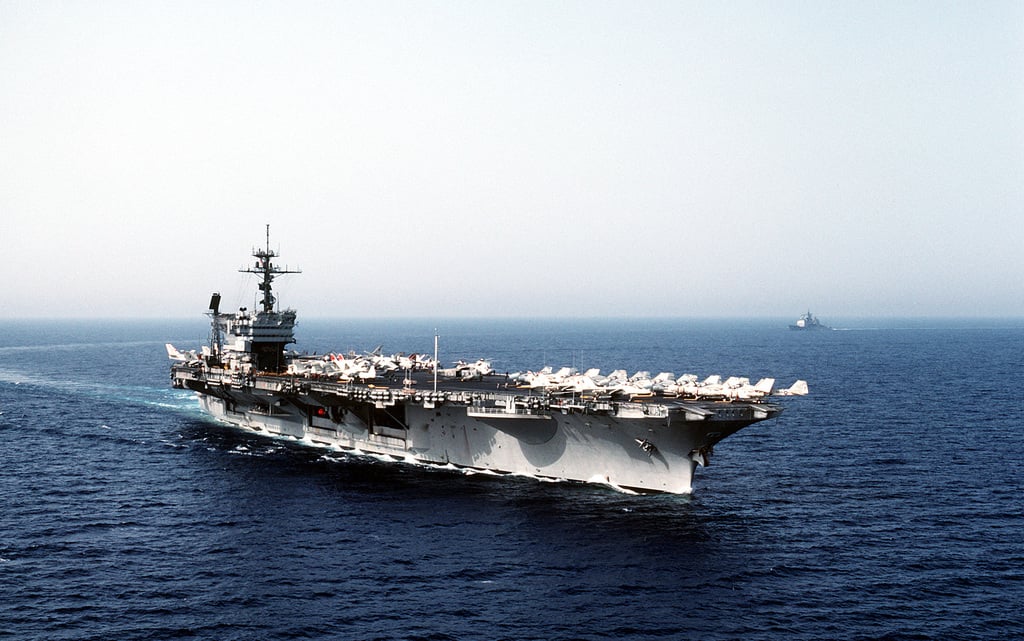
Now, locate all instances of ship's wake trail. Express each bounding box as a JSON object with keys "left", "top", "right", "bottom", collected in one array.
[{"left": 0, "top": 366, "right": 199, "bottom": 414}]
